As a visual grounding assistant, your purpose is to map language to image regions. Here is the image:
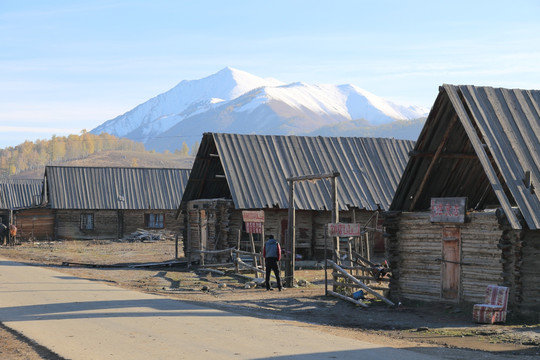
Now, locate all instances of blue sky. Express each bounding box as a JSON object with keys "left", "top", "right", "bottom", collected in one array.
[{"left": 1, "top": 0, "right": 540, "bottom": 148}]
